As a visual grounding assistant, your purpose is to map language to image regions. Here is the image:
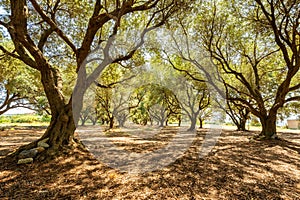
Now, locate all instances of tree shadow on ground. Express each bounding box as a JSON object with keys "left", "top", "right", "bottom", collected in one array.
[{"left": 0, "top": 127, "right": 300, "bottom": 199}]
